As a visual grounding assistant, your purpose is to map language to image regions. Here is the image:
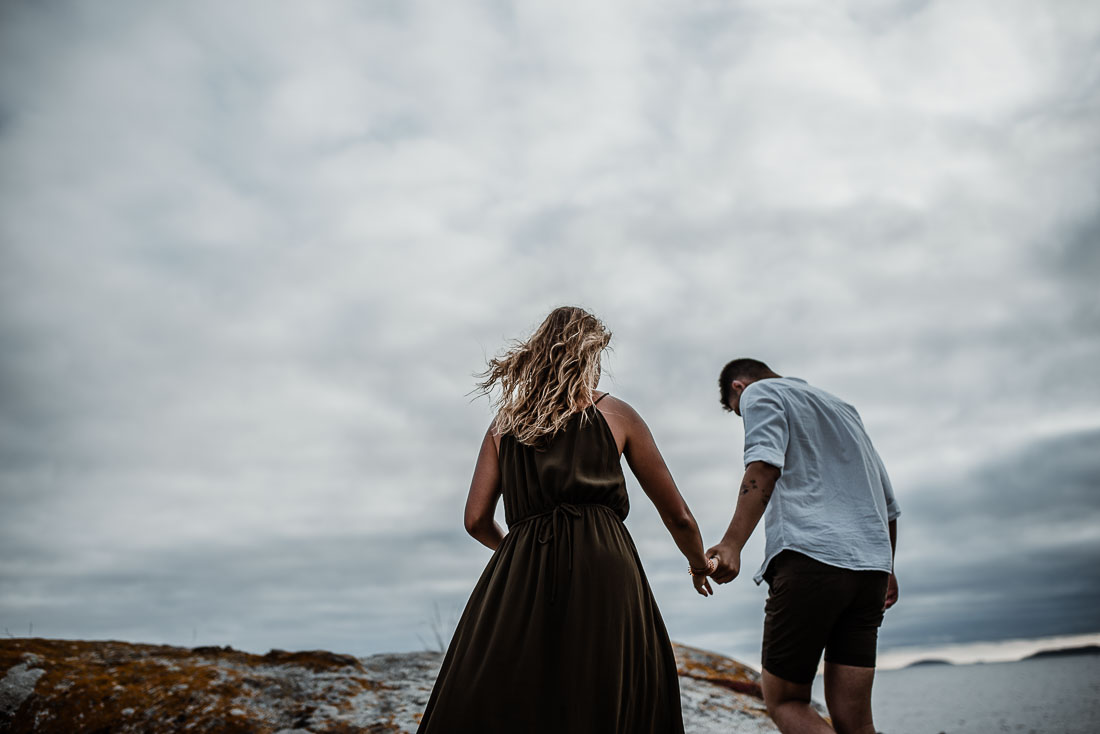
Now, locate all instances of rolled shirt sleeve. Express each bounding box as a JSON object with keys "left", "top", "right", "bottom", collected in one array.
[{"left": 741, "top": 387, "right": 789, "bottom": 470}]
